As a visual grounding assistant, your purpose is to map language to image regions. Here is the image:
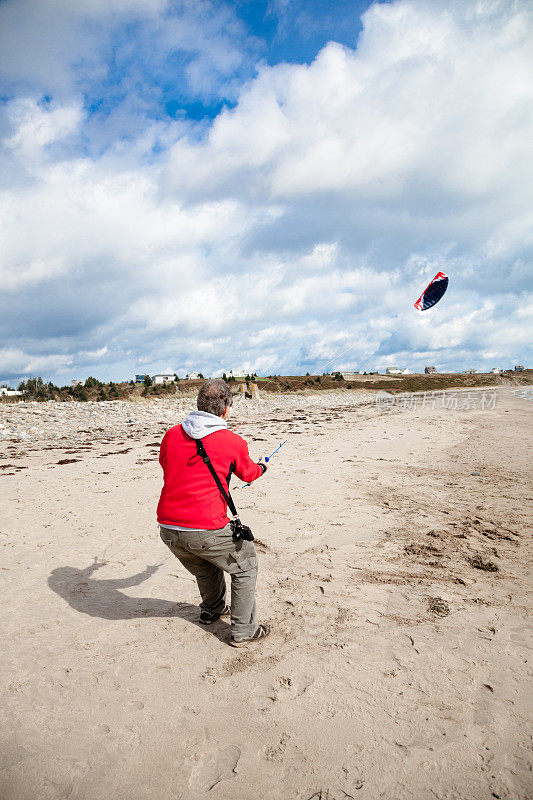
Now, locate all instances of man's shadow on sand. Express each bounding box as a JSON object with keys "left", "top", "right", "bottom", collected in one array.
[{"left": 47, "top": 560, "right": 228, "bottom": 641}]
